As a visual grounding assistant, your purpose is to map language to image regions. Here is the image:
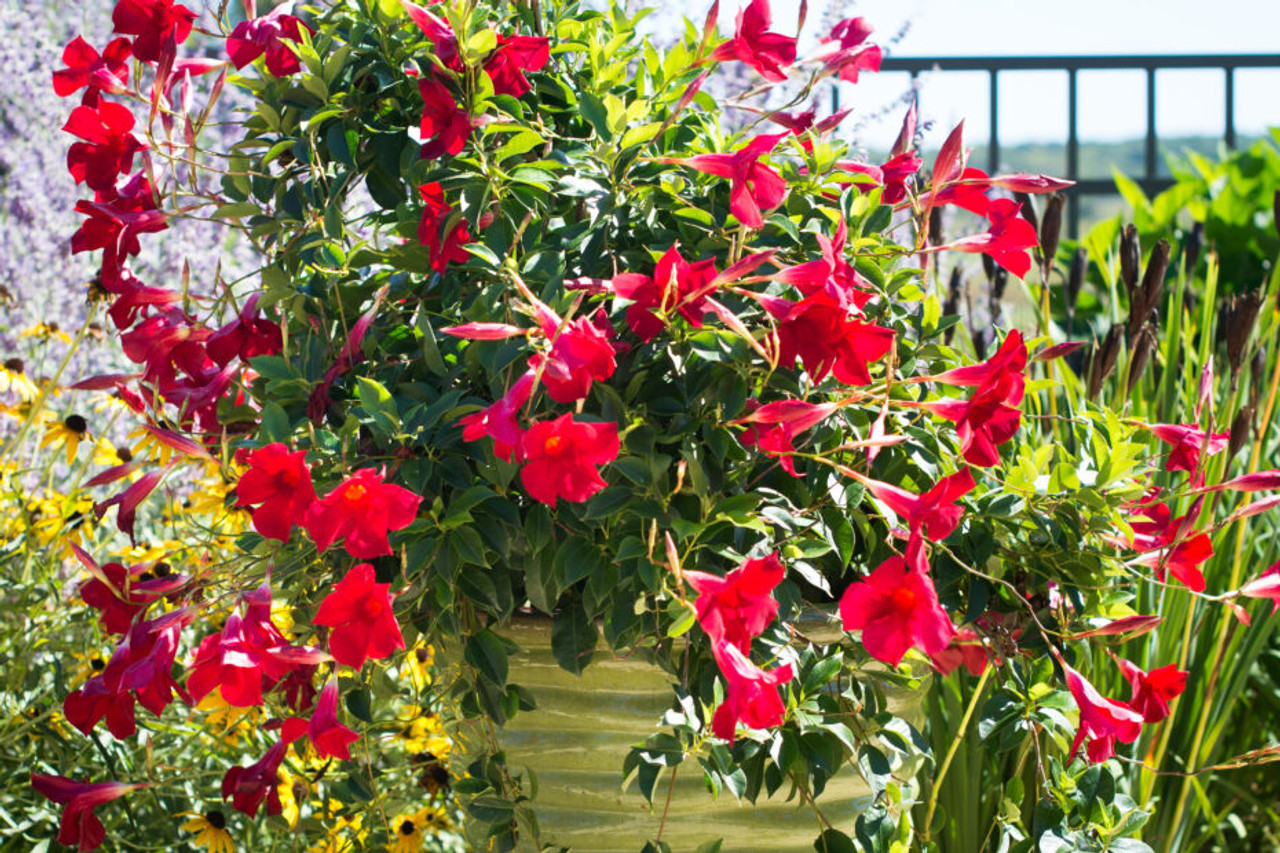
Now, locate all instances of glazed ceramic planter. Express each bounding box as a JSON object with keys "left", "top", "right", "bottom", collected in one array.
[{"left": 474, "top": 617, "right": 927, "bottom": 853}]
